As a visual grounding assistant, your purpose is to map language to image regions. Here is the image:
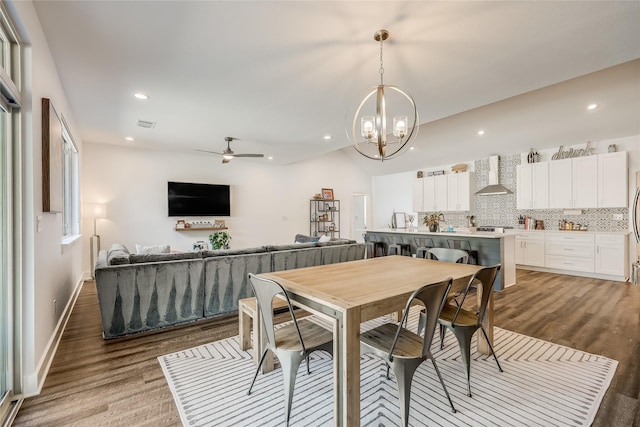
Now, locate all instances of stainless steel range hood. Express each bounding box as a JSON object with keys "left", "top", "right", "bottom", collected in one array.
[{"left": 475, "top": 155, "right": 513, "bottom": 196}]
